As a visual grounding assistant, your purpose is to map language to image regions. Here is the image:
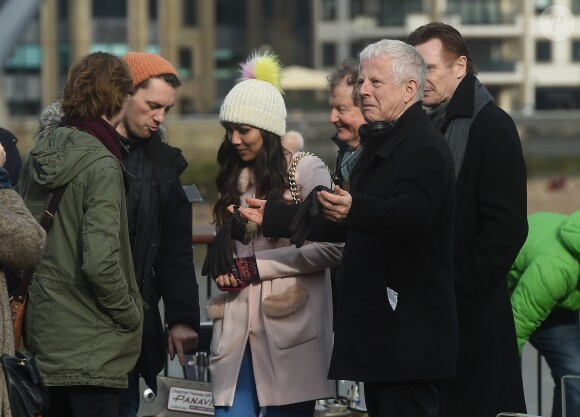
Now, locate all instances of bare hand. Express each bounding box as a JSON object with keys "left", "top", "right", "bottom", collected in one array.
[
  {"left": 236, "top": 198, "right": 266, "bottom": 225},
  {"left": 168, "top": 323, "right": 199, "bottom": 365},
  {"left": 317, "top": 186, "right": 352, "bottom": 222},
  {"left": 0, "top": 143, "right": 6, "bottom": 167},
  {"left": 215, "top": 274, "right": 239, "bottom": 289}
]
